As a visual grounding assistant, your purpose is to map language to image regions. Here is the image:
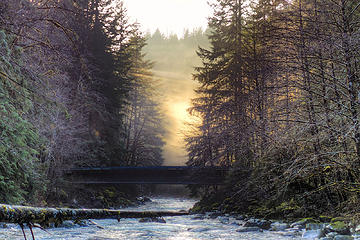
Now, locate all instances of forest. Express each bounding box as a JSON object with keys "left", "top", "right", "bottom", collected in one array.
[
  {"left": 1, "top": 0, "right": 360, "bottom": 220},
  {"left": 188, "top": 0, "right": 360, "bottom": 218},
  {"left": 0, "top": 0, "right": 166, "bottom": 206}
]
